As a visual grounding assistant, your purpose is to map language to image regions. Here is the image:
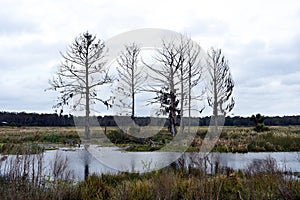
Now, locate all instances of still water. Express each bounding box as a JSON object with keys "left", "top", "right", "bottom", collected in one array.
[{"left": 1, "top": 147, "right": 299, "bottom": 181}]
